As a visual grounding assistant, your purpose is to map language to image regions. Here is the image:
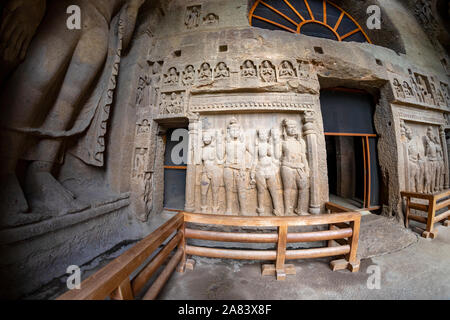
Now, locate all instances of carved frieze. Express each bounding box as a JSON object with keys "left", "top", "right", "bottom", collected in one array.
[
  {"left": 241, "top": 60, "right": 257, "bottom": 79},
  {"left": 189, "top": 93, "right": 315, "bottom": 113},
  {"left": 388, "top": 71, "right": 449, "bottom": 110}
]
